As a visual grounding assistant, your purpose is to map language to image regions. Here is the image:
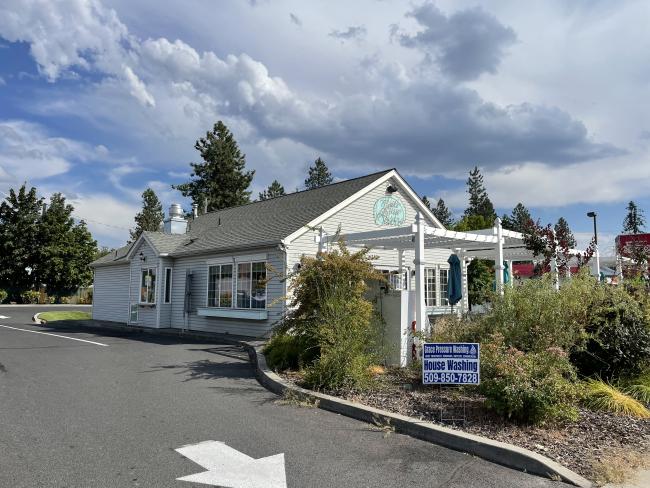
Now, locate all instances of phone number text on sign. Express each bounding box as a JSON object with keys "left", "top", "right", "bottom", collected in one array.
[{"left": 422, "top": 342, "right": 480, "bottom": 385}]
